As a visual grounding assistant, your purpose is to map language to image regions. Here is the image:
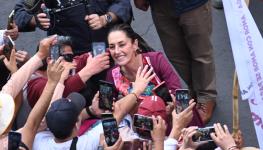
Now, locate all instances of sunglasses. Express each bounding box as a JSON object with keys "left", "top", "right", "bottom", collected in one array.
[{"left": 61, "top": 54, "right": 74, "bottom": 62}]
